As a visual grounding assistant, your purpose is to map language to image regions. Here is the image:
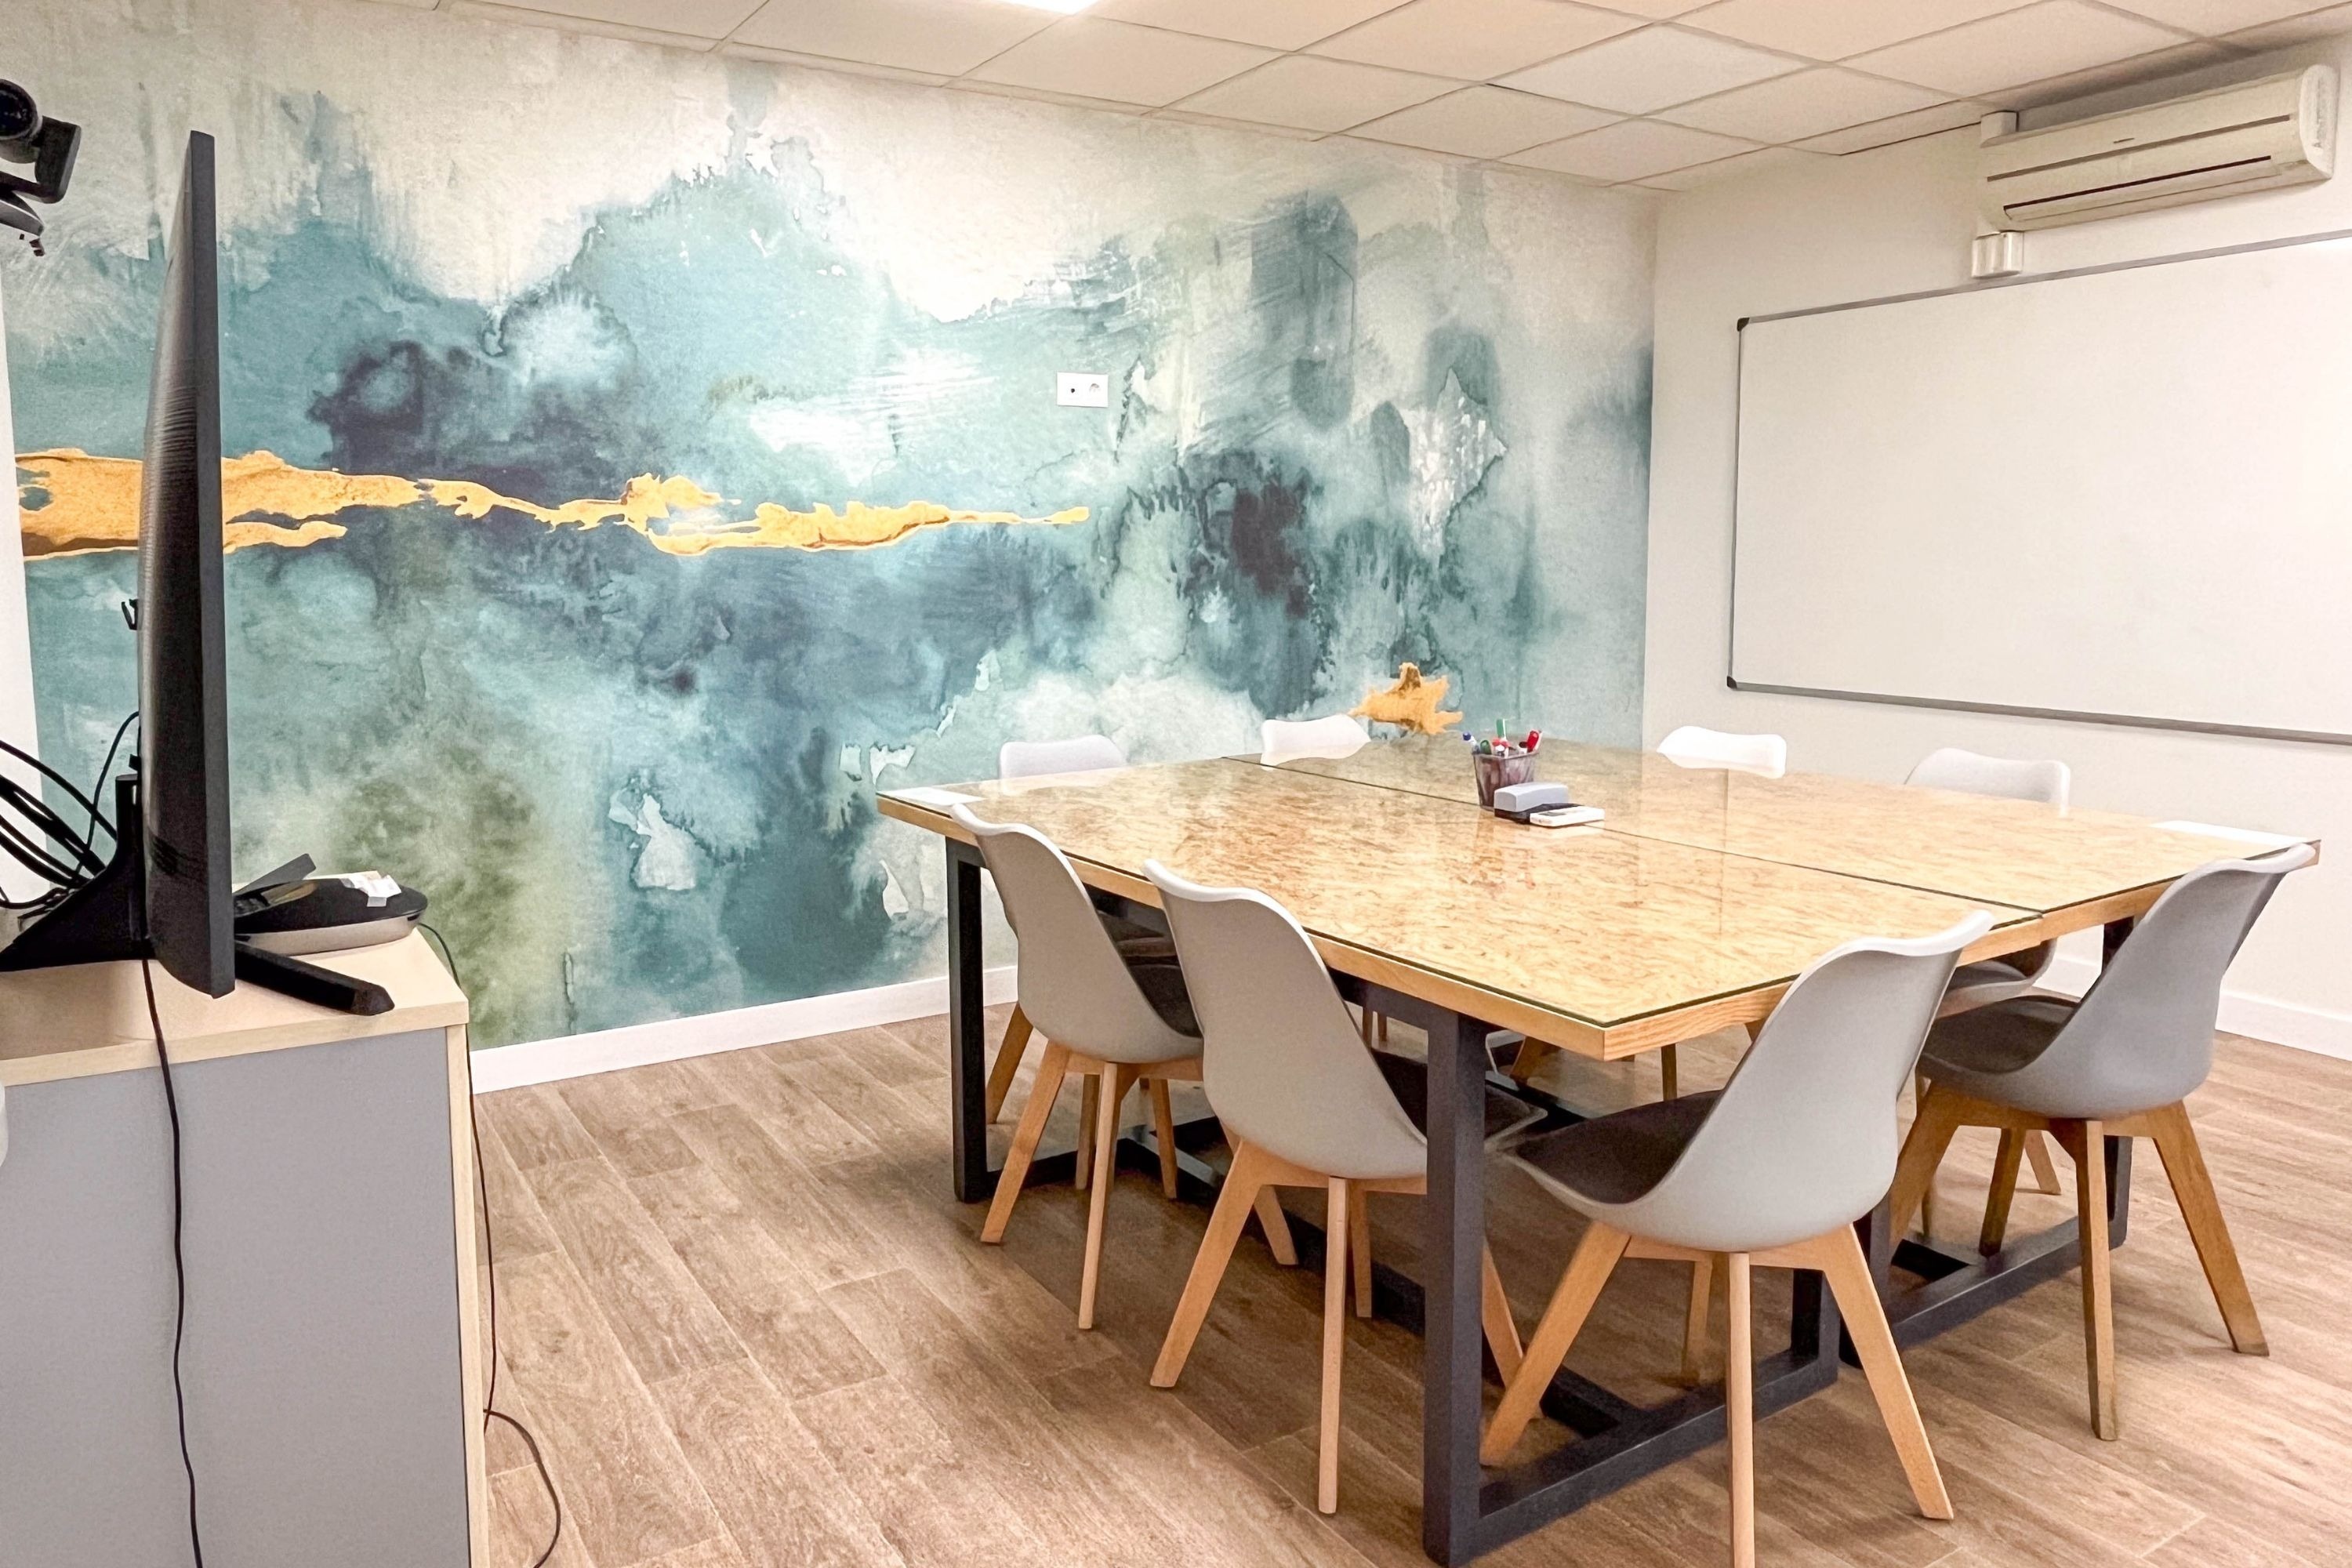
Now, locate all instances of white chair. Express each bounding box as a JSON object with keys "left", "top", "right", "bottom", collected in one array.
[
  {"left": 982, "top": 735, "right": 1172, "bottom": 1140},
  {"left": 1486, "top": 913, "right": 1991, "bottom": 1568},
  {"left": 1906, "top": 747, "right": 2074, "bottom": 1203},
  {"left": 1657, "top": 725, "right": 1788, "bottom": 778},
  {"left": 1143, "top": 859, "right": 1536, "bottom": 1515},
  {"left": 1260, "top": 713, "right": 1370, "bottom": 766},
  {"left": 1894, "top": 846, "right": 2310, "bottom": 1438},
  {"left": 999, "top": 733, "right": 1127, "bottom": 782},
  {"left": 956, "top": 806, "right": 1212, "bottom": 1331}
]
